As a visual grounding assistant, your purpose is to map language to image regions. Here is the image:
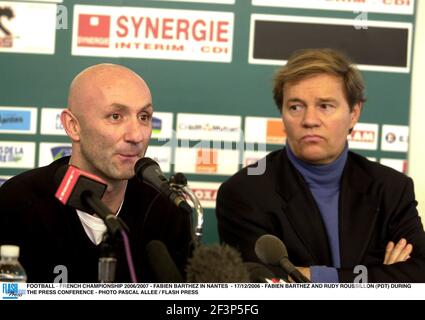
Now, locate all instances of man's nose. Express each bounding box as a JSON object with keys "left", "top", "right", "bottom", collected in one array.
[
  {"left": 301, "top": 106, "right": 321, "bottom": 128},
  {"left": 124, "top": 118, "right": 148, "bottom": 143}
]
